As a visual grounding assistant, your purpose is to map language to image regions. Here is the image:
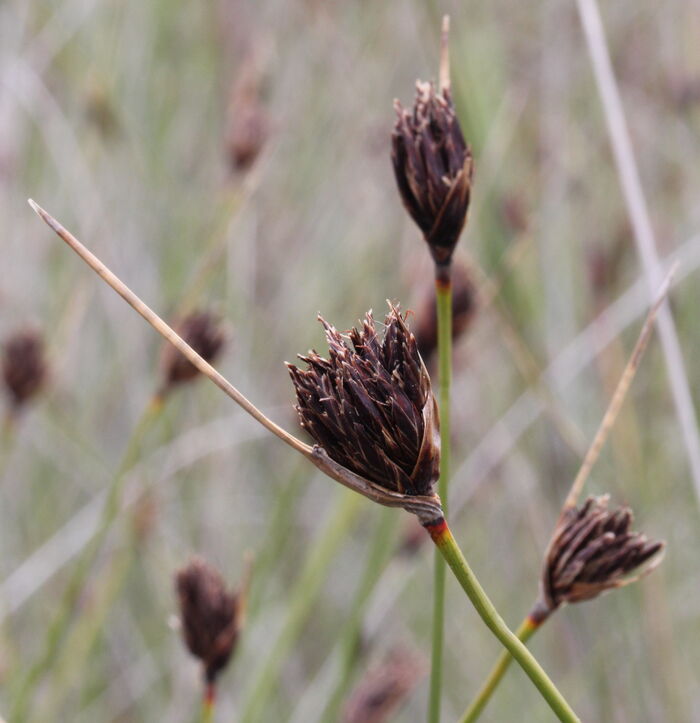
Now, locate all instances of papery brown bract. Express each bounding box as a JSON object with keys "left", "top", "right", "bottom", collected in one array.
[
  {"left": 2, "top": 329, "right": 47, "bottom": 410},
  {"left": 175, "top": 558, "right": 241, "bottom": 683},
  {"left": 537, "top": 496, "right": 664, "bottom": 618},
  {"left": 160, "top": 311, "right": 226, "bottom": 392},
  {"left": 287, "top": 305, "right": 440, "bottom": 498},
  {"left": 392, "top": 81, "right": 473, "bottom": 266}
]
